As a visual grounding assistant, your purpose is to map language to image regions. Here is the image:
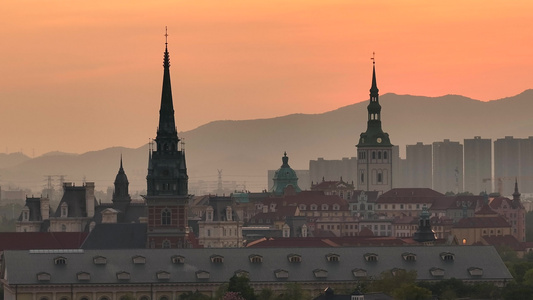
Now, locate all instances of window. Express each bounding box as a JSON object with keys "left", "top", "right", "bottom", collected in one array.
[
  {"left": 384, "top": 151, "right": 388, "bottom": 159},
  {"left": 93, "top": 256, "right": 107, "bottom": 265},
  {"left": 364, "top": 253, "right": 378, "bottom": 262},
  {"left": 77, "top": 272, "right": 91, "bottom": 281},
  {"left": 249, "top": 254, "right": 263, "bottom": 263},
  {"left": 61, "top": 224, "right": 67, "bottom": 232},
  {"left": 440, "top": 252, "right": 455, "bottom": 262},
  {"left": 157, "top": 271, "right": 171, "bottom": 280},
  {"left": 211, "top": 255, "right": 224, "bottom": 263},
  {"left": 313, "top": 269, "right": 328, "bottom": 278},
  {"left": 171, "top": 255, "right": 185, "bottom": 264},
  {"left": 321, "top": 204, "right": 329, "bottom": 210},
  {"left": 116, "top": 271, "right": 130, "bottom": 280},
  {"left": 196, "top": 270, "right": 210, "bottom": 279},
  {"left": 54, "top": 256, "right": 67, "bottom": 265},
  {"left": 402, "top": 252, "right": 417, "bottom": 262},
  {"left": 377, "top": 151, "right": 382, "bottom": 159},
  {"left": 326, "top": 253, "right": 340, "bottom": 262},
  {"left": 310, "top": 204, "right": 317, "bottom": 211},
  {"left": 274, "top": 269, "right": 289, "bottom": 279},
  {"left": 235, "top": 270, "right": 250, "bottom": 277},
  {"left": 352, "top": 268, "right": 367, "bottom": 278},
  {"left": 360, "top": 171, "right": 365, "bottom": 183},
  {"left": 162, "top": 240, "right": 171, "bottom": 248},
  {"left": 377, "top": 173, "right": 382, "bottom": 183},
  {"left": 372, "top": 151, "right": 376, "bottom": 159},
  {"left": 132, "top": 255, "right": 146, "bottom": 264},
  {"left": 287, "top": 254, "right": 302, "bottom": 263},
  {"left": 430, "top": 267, "right": 445, "bottom": 277},
  {"left": 162, "top": 208, "right": 171, "bottom": 225},
  {"left": 468, "top": 267, "right": 483, "bottom": 277},
  {"left": 37, "top": 272, "right": 51, "bottom": 281}
]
